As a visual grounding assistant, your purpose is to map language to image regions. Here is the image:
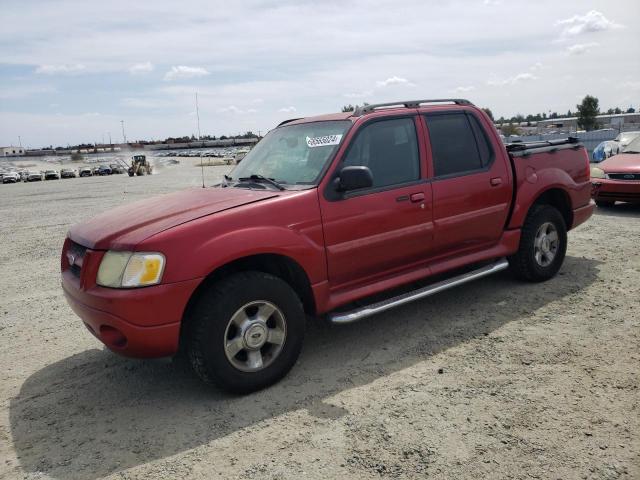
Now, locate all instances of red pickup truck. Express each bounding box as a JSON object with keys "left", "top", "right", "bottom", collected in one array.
[{"left": 61, "top": 99, "right": 594, "bottom": 392}]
